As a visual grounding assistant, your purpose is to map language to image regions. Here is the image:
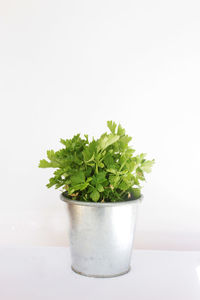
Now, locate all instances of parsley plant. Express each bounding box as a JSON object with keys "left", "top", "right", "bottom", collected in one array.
[{"left": 39, "top": 121, "right": 154, "bottom": 202}]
